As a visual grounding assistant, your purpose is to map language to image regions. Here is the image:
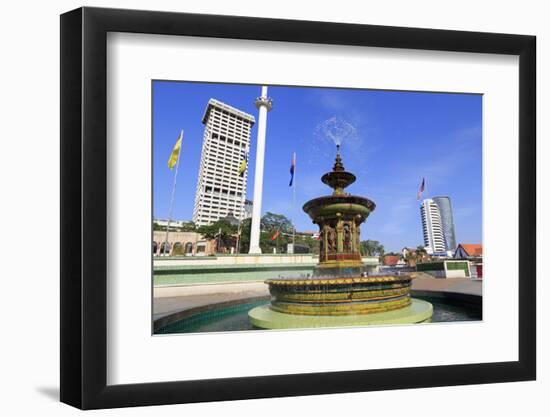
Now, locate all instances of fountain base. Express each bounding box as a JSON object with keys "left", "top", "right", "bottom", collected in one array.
[{"left": 249, "top": 298, "right": 433, "bottom": 329}]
